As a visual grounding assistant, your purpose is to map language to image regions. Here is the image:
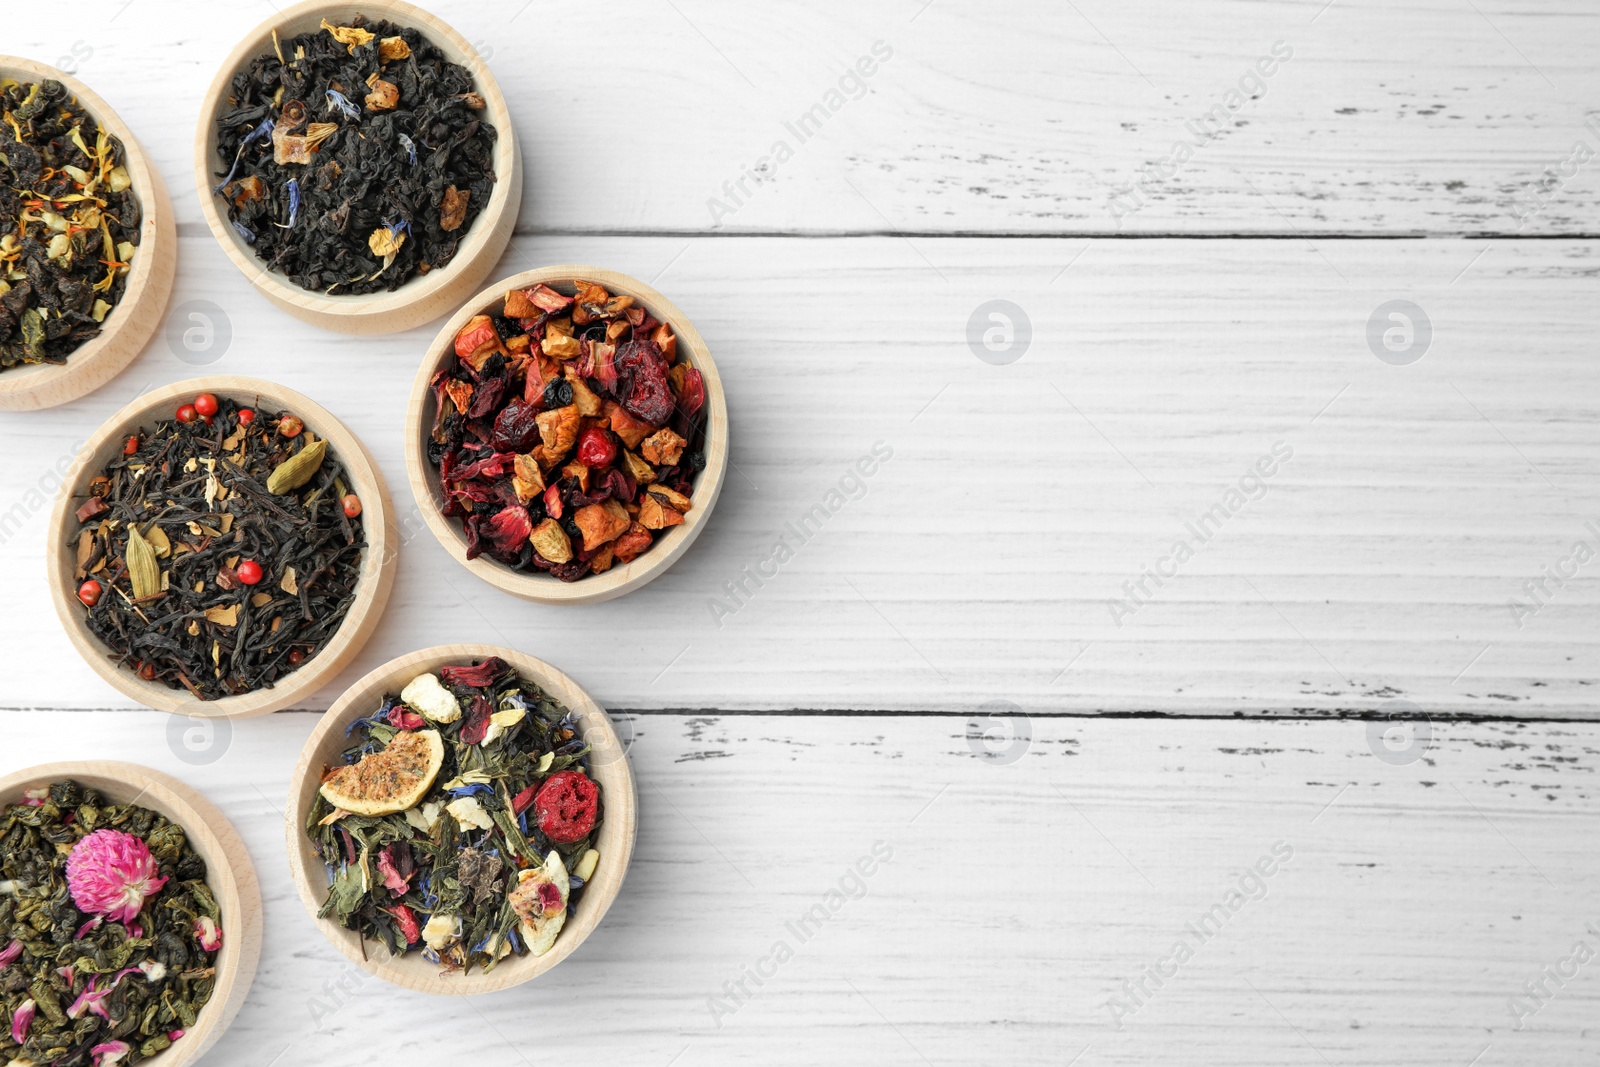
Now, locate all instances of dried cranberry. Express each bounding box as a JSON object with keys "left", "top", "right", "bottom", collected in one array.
[
  {"left": 534, "top": 770, "right": 600, "bottom": 843},
  {"left": 491, "top": 399, "right": 541, "bottom": 452},
  {"left": 576, "top": 427, "right": 617, "bottom": 468},
  {"left": 615, "top": 340, "right": 674, "bottom": 425},
  {"left": 550, "top": 558, "right": 592, "bottom": 583}
]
